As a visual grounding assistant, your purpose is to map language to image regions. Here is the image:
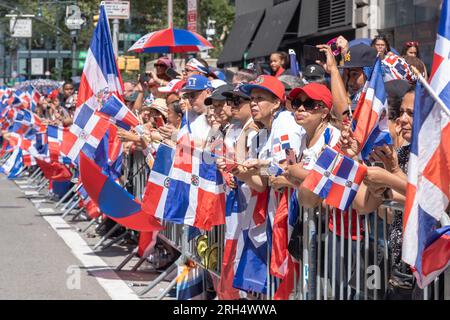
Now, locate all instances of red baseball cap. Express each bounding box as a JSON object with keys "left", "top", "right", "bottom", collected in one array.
[
  {"left": 241, "top": 75, "right": 286, "bottom": 102},
  {"left": 288, "top": 83, "right": 332, "bottom": 110}
]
